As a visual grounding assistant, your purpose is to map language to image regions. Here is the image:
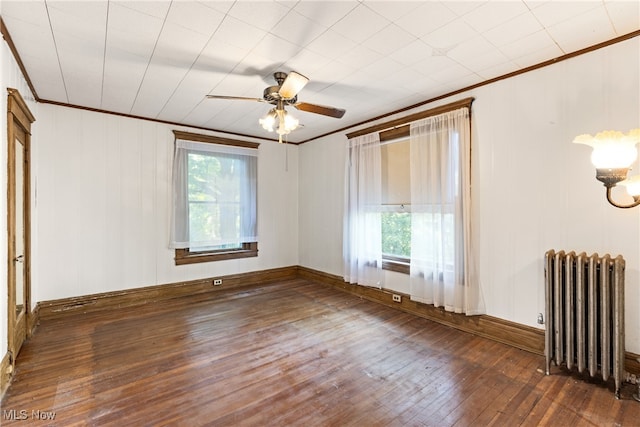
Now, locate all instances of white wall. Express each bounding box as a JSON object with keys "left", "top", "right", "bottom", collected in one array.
[
  {"left": 1, "top": 19, "right": 39, "bottom": 360},
  {"left": 34, "top": 105, "right": 298, "bottom": 302},
  {"left": 298, "top": 37, "right": 640, "bottom": 353}
]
